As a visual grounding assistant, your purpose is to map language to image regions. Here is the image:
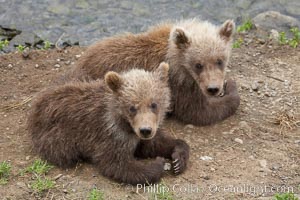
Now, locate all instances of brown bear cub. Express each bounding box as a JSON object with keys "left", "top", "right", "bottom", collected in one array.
[
  {"left": 28, "top": 62, "right": 189, "bottom": 185},
  {"left": 68, "top": 19, "right": 240, "bottom": 126}
]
